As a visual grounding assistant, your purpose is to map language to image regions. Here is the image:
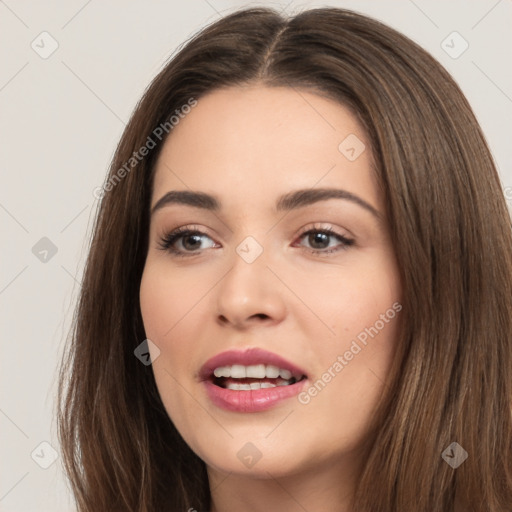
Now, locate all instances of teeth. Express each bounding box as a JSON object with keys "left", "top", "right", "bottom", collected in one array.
[
  {"left": 246, "top": 364, "right": 266, "bottom": 378},
  {"left": 213, "top": 366, "right": 231, "bottom": 378},
  {"left": 213, "top": 364, "right": 299, "bottom": 380},
  {"left": 266, "top": 365, "right": 280, "bottom": 378},
  {"left": 225, "top": 381, "right": 278, "bottom": 391},
  {"left": 230, "top": 364, "right": 246, "bottom": 378},
  {"left": 279, "top": 369, "right": 292, "bottom": 380}
]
